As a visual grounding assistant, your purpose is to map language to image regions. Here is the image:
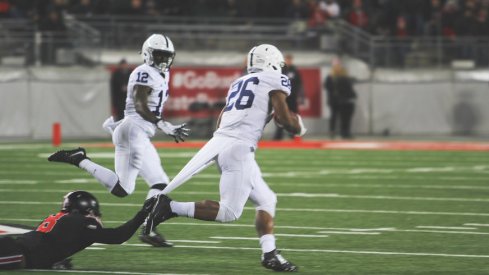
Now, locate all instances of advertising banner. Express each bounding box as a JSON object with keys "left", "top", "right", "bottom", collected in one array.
[{"left": 107, "top": 66, "right": 323, "bottom": 118}]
